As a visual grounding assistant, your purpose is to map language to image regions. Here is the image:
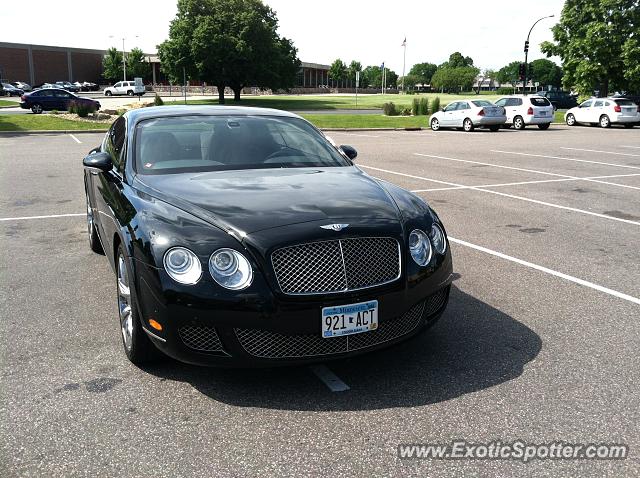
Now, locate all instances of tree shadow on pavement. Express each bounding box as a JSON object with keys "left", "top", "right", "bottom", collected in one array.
[{"left": 142, "top": 285, "right": 542, "bottom": 411}]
